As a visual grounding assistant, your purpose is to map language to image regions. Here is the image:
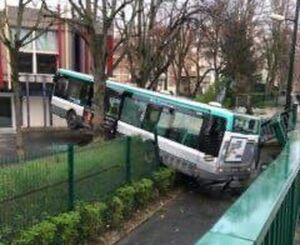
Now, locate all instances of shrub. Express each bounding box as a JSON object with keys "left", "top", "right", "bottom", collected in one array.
[
  {"left": 15, "top": 221, "right": 56, "bottom": 245},
  {"left": 0, "top": 225, "right": 12, "bottom": 244},
  {"left": 51, "top": 211, "right": 80, "bottom": 244},
  {"left": 115, "top": 185, "right": 136, "bottom": 217},
  {"left": 133, "top": 179, "right": 154, "bottom": 207},
  {"left": 76, "top": 202, "right": 107, "bottom": 241},
  {"left": 107, "top": 196, "right": 124, "bottom": 229},
  {"left": 152, "top": 168, "right": 175, "bottom": 195}
]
